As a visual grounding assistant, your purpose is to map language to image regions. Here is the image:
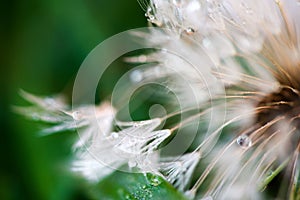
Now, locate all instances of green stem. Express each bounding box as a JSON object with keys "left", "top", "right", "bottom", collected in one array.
[{"left": 259, "top": 159, "right": 289, "bottom": 191}]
